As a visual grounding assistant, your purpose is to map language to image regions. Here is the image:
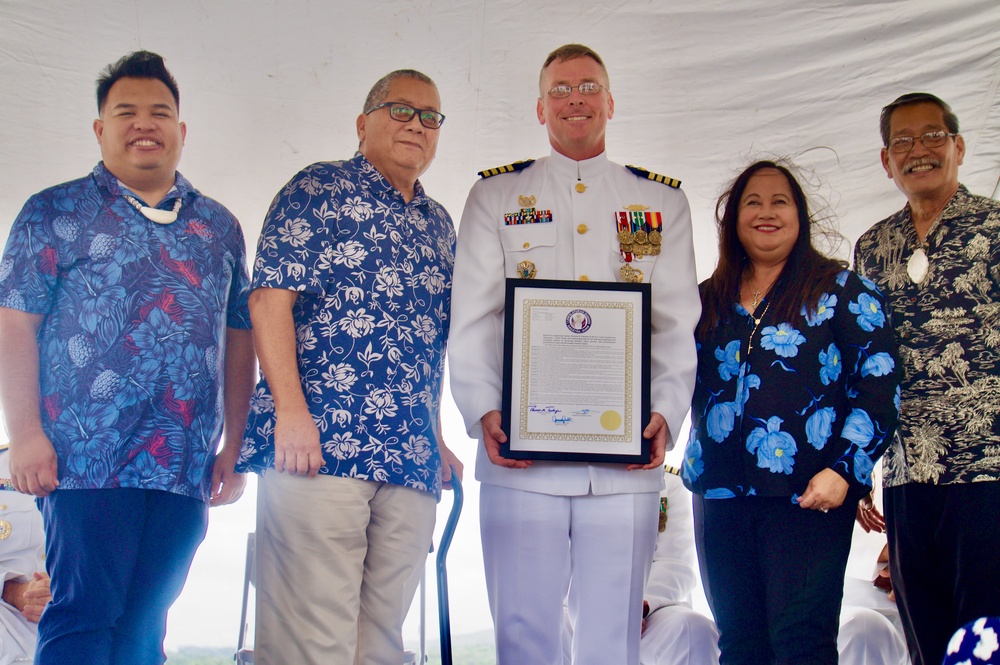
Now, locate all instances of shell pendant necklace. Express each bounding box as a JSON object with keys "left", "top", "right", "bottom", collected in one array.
[{"left": 123, "top": 194, "right": 182, "bottom": 224}]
